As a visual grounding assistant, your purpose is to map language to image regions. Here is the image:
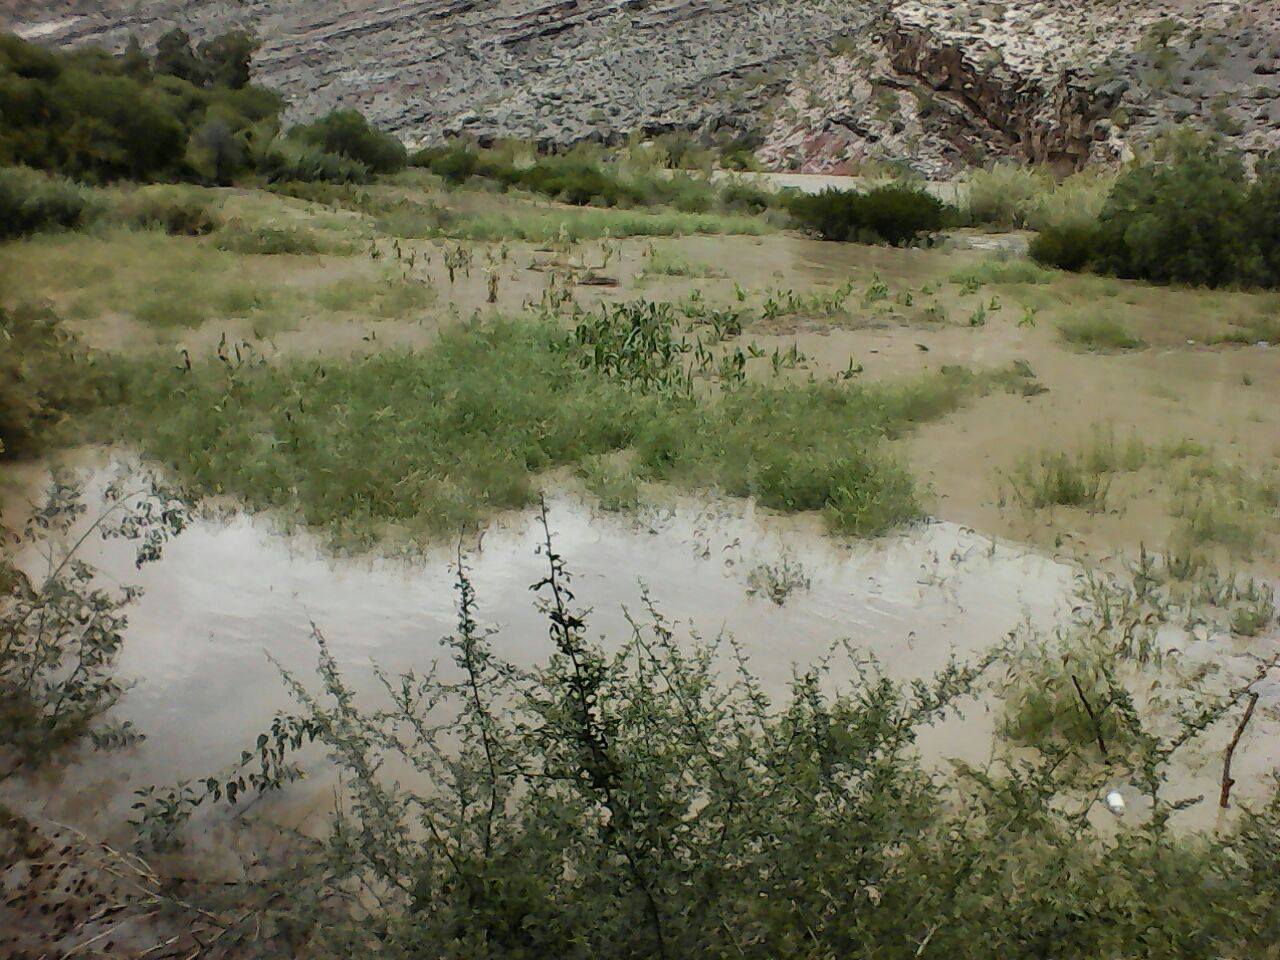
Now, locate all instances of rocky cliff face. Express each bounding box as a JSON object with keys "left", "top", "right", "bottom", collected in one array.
[
  {"left": 760, "top": 0, "right": 1280, "bottom": 176},
  {"left": 4, "top": 0, "right": 1278, "bottom": 175}
]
